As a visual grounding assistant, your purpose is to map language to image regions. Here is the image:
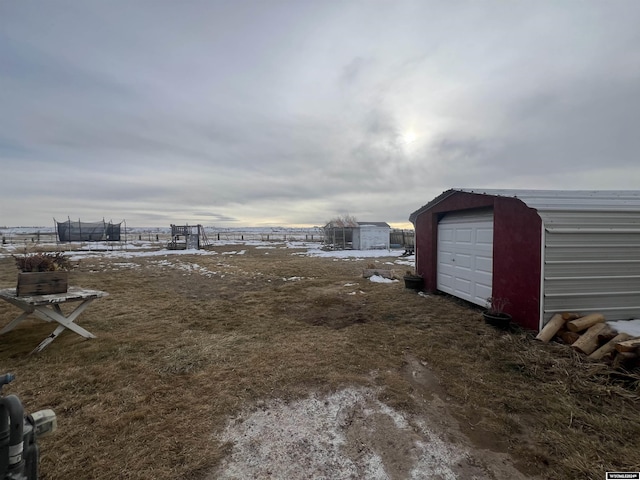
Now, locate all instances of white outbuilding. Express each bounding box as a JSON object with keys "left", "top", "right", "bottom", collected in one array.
[{"left": 352, "top": 222, "right": 391, "bottom": 250}]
